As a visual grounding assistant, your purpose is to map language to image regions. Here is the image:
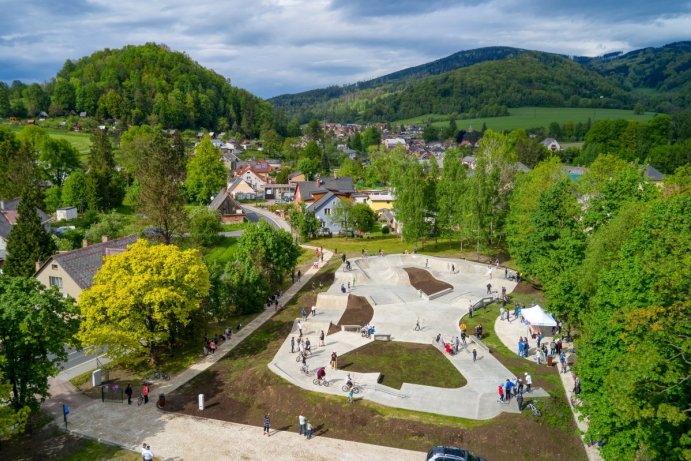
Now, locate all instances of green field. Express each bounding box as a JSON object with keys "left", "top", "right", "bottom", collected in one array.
[
  {"left": 3, "top": 123, "right": 93, "bottom": 159},
  {"left": 396, "top": 106, "right": 656, "bottom": 132}
]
